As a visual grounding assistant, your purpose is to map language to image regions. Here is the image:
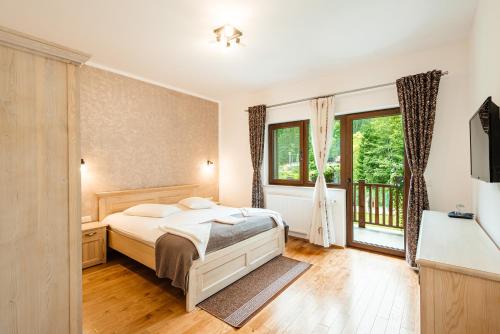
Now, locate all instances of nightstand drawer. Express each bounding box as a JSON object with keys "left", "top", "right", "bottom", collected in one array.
[
  {"left": 82, "top": 224, "right": 107, "bottom": 269},
  {"left": 82, "top": 228, "right": 104, "bottom": 242}
]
